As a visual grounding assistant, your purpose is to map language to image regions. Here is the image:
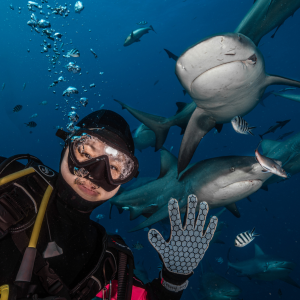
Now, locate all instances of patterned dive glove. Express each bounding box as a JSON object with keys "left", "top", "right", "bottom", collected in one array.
[{"left": 148, "top": 194, "right": 218, "bottom": 277}]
